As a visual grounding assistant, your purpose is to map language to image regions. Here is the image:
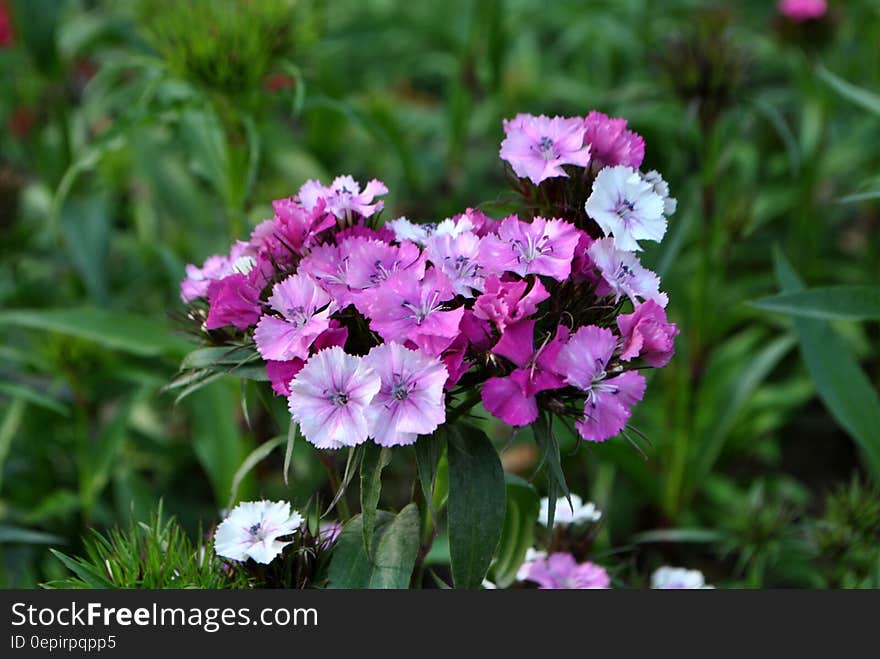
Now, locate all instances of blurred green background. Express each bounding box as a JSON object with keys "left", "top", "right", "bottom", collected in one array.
[{"left": 1, "top": 0, "right": 879, "bottom": 588}]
